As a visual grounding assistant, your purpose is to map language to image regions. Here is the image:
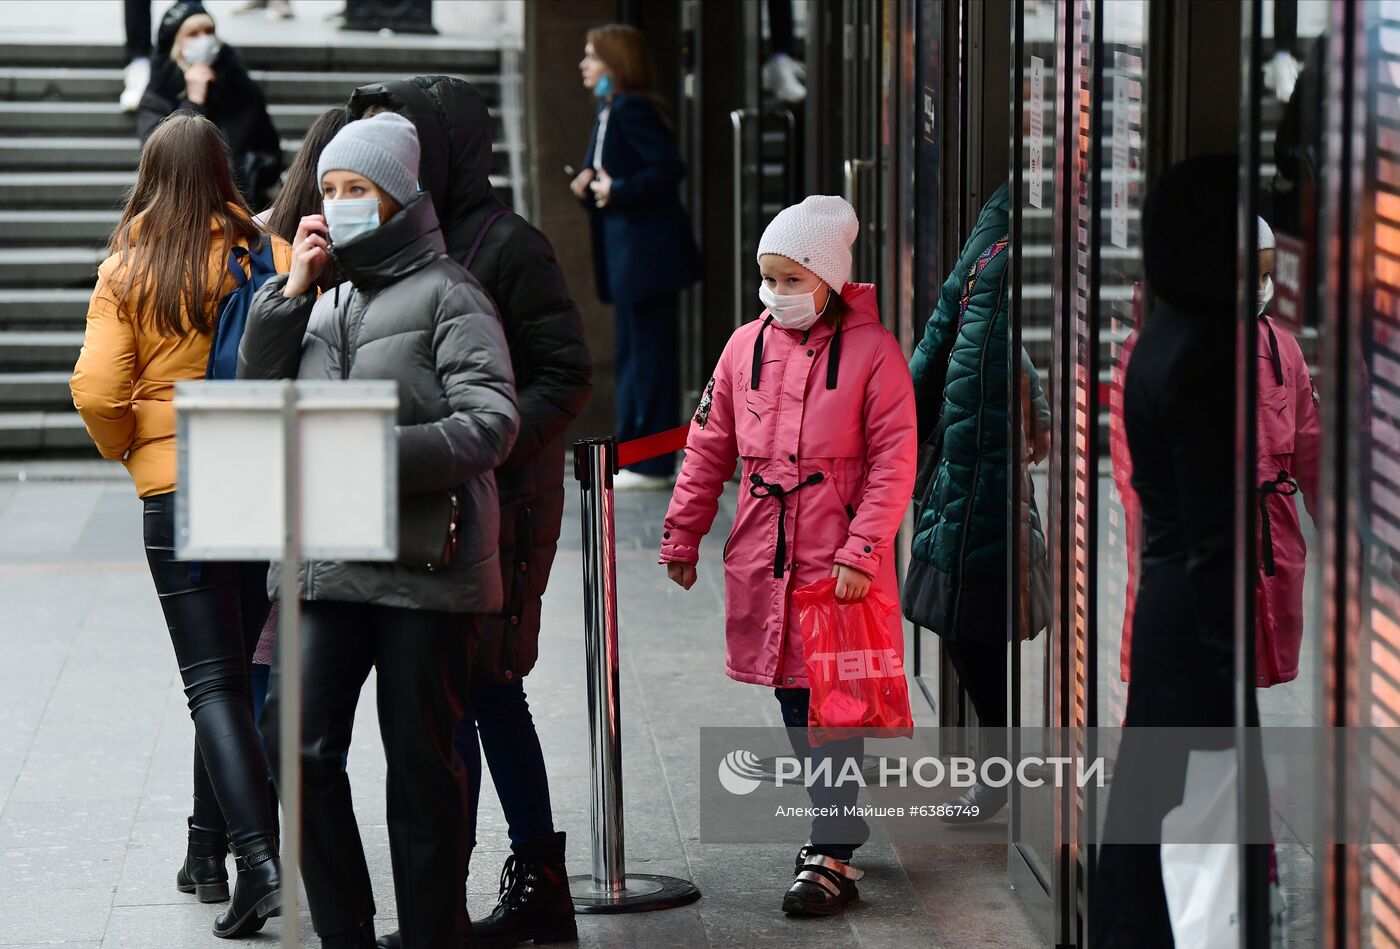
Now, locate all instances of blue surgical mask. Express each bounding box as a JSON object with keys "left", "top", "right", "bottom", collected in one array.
[
  {"left": 323, "top": 198, "right": 381, "bottom": 245},
  {"left": 593, "top": 74, "right": 613, "bottom": 99}
]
